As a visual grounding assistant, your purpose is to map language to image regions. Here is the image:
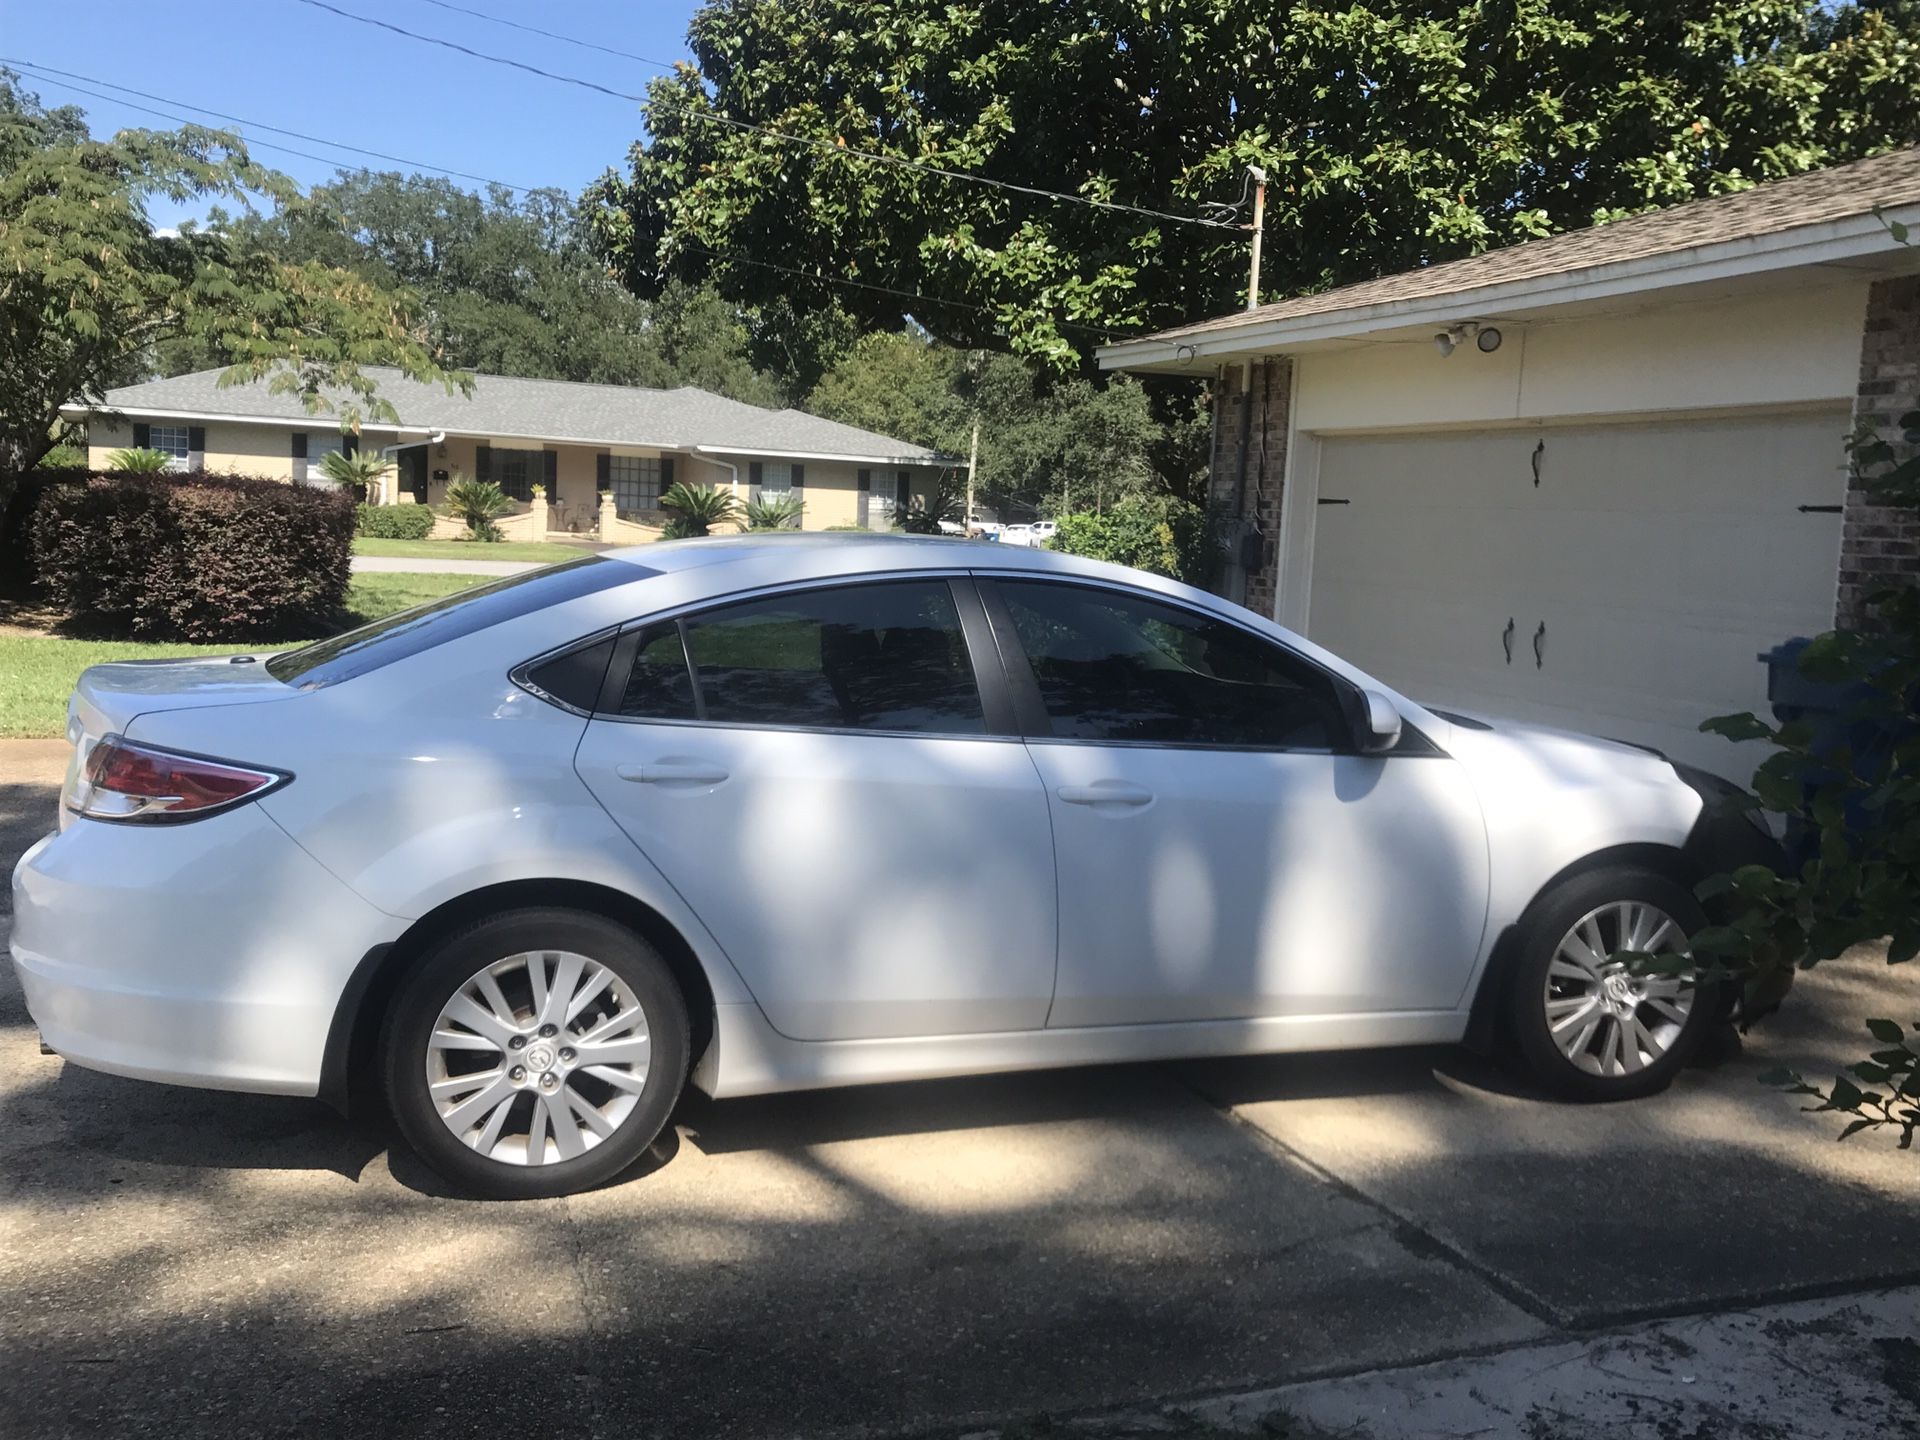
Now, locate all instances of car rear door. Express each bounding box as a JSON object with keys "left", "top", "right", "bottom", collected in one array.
[
  {"left": 573, "top": 575, "right": 1058, "bottom": 1042},
  {"left": 978, "top": 576, "right": 1489, "bottom": 1028}
]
